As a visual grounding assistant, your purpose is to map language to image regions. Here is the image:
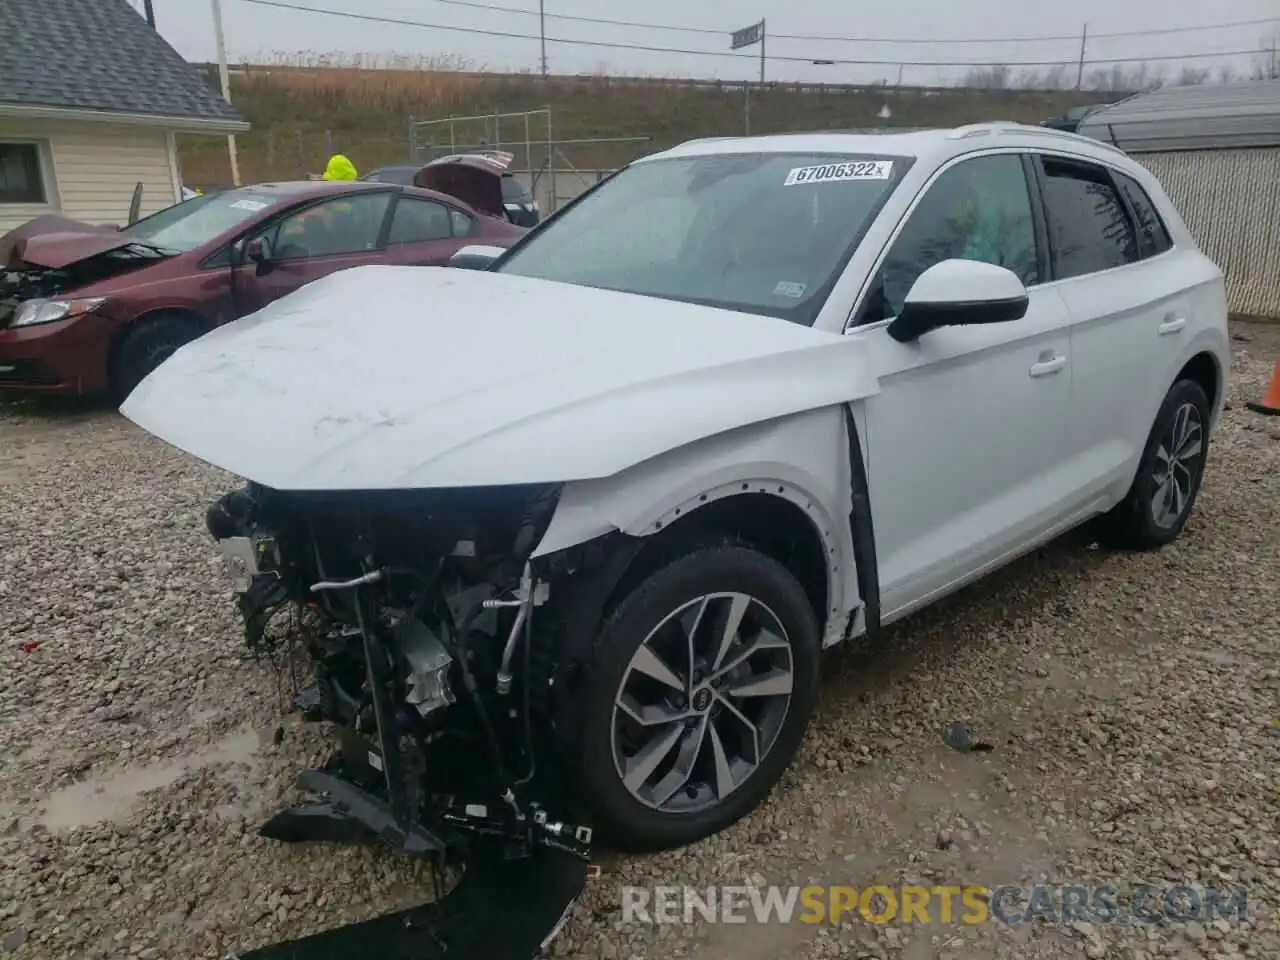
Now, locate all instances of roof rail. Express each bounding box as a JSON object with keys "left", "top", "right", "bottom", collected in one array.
[
  {"left": 1018, "top": 124, "right": 1128, "bottom": 155},
  {"left": 945, "top": 120, "right": 1126, "bottom": 155}
]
